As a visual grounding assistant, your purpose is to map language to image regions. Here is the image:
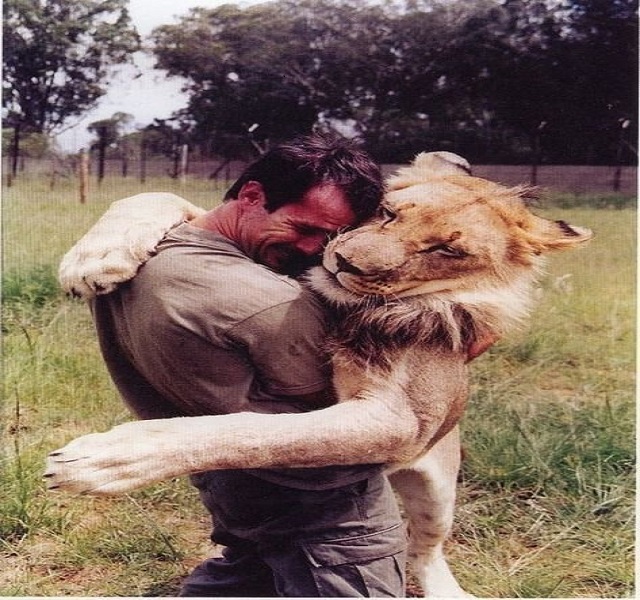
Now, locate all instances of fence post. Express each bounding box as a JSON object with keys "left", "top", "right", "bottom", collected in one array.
[
  {"left": 179, "top": 144, "right": 189, "bottom": 185},
  {"left": 79, "top": 148, "right": 89, "bottom": 204},
  {"left": 530, "top": 121, "right": 547, "bottom": 186},
  {"left": 8, "top": 124, "right": 20, "bottom": 187},
  {"left": 97, "top": 125, "right": 107, "bottom": 185},
  {"left": 140, "top": 135, "right": 147, "bottom": 184},
  {"left": 613, "top": 119, "right": 631, "bottom": 192}
]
